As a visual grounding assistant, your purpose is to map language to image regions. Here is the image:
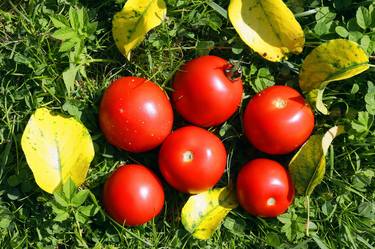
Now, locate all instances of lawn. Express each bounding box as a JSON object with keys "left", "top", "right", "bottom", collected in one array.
[{"left": 0, "top": 0, "right": 374, "bottom": 248}]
